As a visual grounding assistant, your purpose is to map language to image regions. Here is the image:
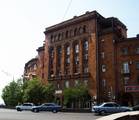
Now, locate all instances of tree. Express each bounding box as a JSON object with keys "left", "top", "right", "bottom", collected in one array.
[
  {"left": 2, "top": 79, "right": 23, "bottom": 107},
  {"left": 63, "top": 83, "right": 90, "bottom": 108},
  {"left": 43, "top": 83, "right": 55, "bottom": 102},
  {"left": 23, "top": 78, "right": 55, "bottom": 104}
]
